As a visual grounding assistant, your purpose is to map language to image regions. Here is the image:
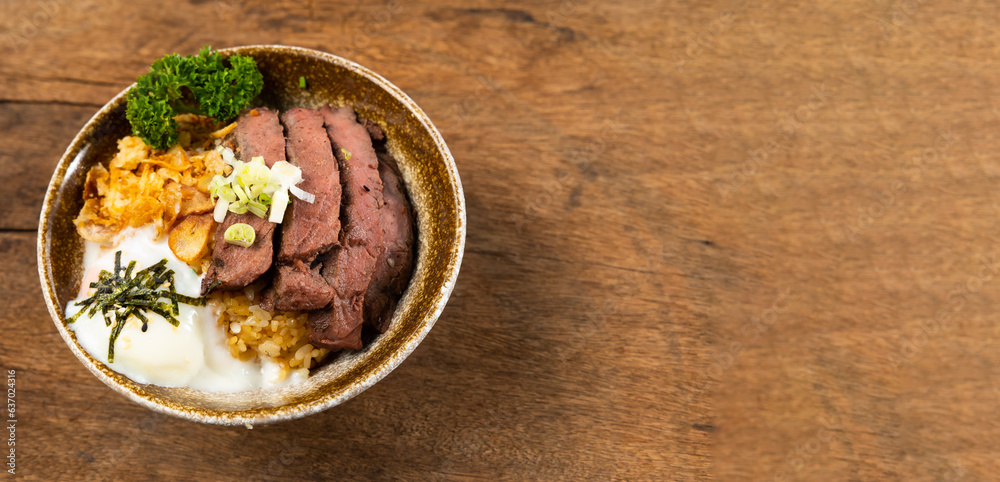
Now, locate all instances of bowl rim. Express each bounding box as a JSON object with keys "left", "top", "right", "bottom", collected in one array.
[{"left": 36, "top": 44, "right": 466, "bottom": 425}]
